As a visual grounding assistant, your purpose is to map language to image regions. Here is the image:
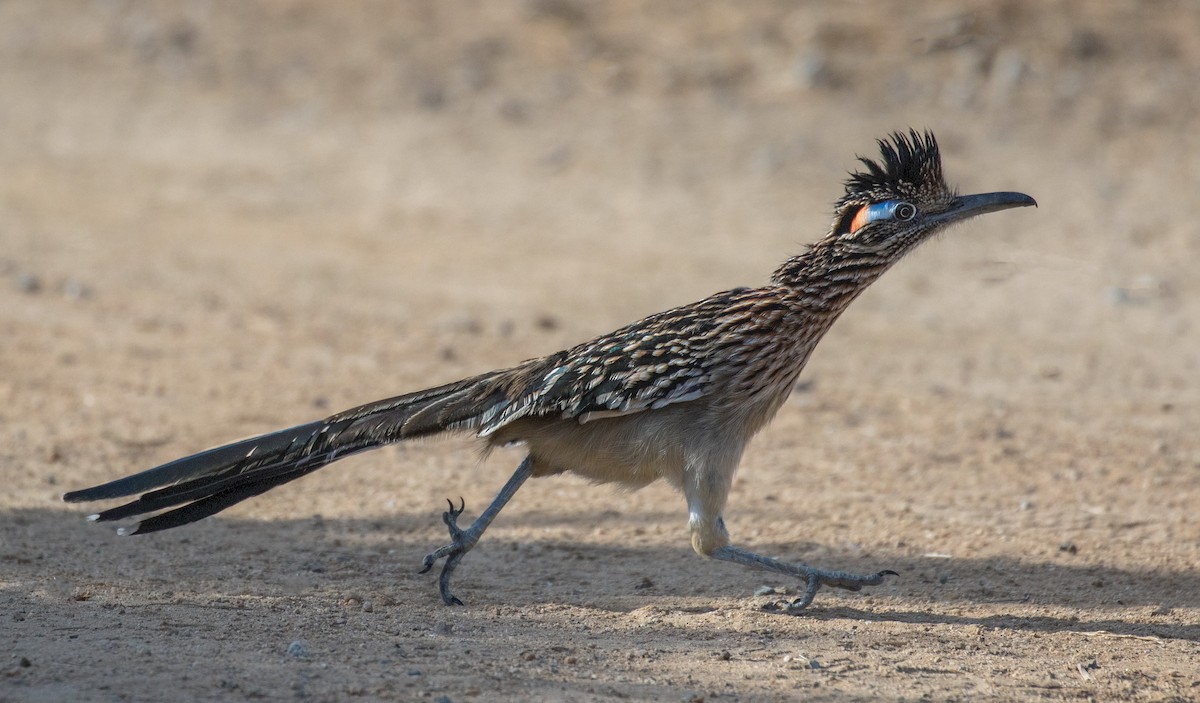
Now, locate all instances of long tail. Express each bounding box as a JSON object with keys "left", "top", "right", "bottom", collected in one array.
[{"left": 63, "top": 371, "right": 507, "bottom": 534}]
